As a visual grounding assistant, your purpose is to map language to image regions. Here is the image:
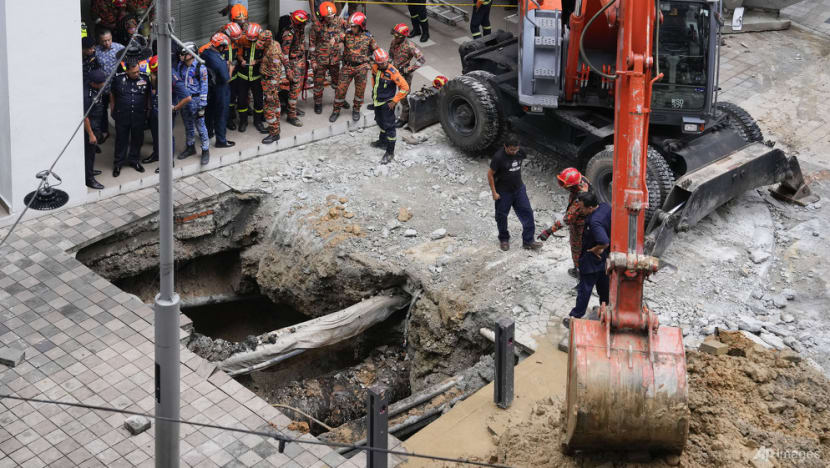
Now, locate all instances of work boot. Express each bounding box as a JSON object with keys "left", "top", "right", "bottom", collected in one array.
[
  {"left": 420, "top": 22, "right": 430, "bottom": 42},
  {"left": 342, "top": 101, "right": 350, "bottom": 109},
  {"left": 370, "top": 139, "right": 386, "bottom": 149},
  {"left": 200, "top": 149, "right": 210, "bottom": 165},
  {"left": 296, "top": 108, "right": 305, "bottom": 117},
  {"left": 499, "top": 241, "right": 509, "bottom": 251},
  {"left": 522, "top": 241, "right": 543, "bottom": 251},
  {"left": 329, "top": 111, "right": 340, "bottom": 122},
  {"left": 262, "top": 134, "right": 280, "bottom": 144},
  {"left": 352, "top": 109, "right": 361, "bottom": 122},
  {"left": 567, "top": 268, "right": 578, "bottom": 278},
  {"left": 394, "top": 119, "right": 406, "bottom": 128},
  {"left": 226, "top": 111, "right": 237, "bottom": 130},
  {"left": 238, "top": 113, "right": 248, "bottom": 133},
  {"left": 380, "top": 151, "right": 394, "bottom": 165},
  {"left": 408, "top": 25, "right": 421, "bottom": 38},
  {"left": 314, "top": 103, "right": 323, "bottom": 114},
  {"left": 253, "top": 114, "right": 268, "bottom": 134},
  {"left": 287, "top": 116, "right": 303, "bottom": 127},
  {"left": 178, "top": 145, "right": 196, "bottom": 159}
]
